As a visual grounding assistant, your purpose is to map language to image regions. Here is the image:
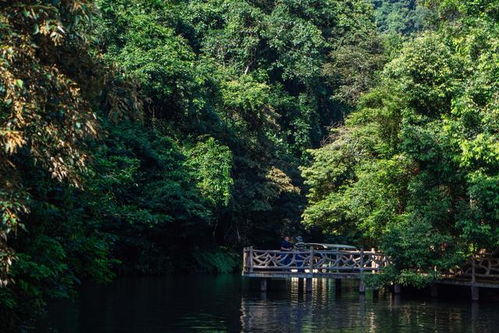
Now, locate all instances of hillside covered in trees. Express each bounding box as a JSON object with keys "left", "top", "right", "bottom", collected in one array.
[
  {"left": 302, "top": 0, "right": 498, "bottom": 286},
  {"left": 0, "top": 0, "right": 497, "bottom": 329}
]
